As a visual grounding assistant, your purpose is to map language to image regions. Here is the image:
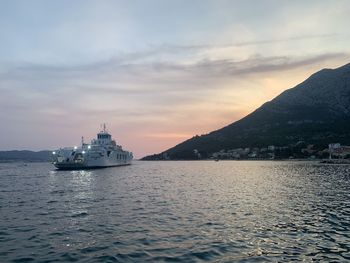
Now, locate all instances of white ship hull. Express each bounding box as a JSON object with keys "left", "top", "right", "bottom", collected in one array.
[
  {"left": 54, "top": 161, "right": 131, "bottom": 170},
  {"left": 54, "top": 156, "right": 132, "bottom": 169}
]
